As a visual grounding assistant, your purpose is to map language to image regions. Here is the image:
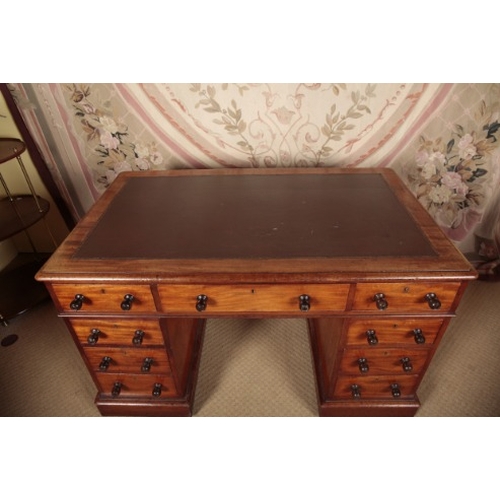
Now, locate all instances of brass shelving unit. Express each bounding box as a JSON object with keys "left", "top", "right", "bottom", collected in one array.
[{"left": 0, "top": 137, "right": 56, "bottom": 325}]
